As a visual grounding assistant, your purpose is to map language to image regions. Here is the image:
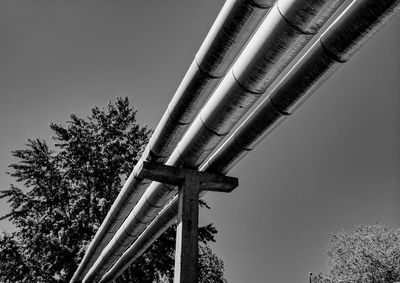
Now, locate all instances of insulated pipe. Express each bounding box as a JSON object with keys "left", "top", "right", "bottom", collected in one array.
[
  {"left": 84, "top": 1, "right": 345, "bottom": 281},
  {"left": 99, "top": 0, "right": 400, "bottom": 281},
  {"left": 207, "top": 0, "right": 400, "bottom": 173},
  {"left": 70, "top": 157, "right": 151, "bottom": 283},
  {"left": 100, "top": 198, "right": 179, "bottom": 282},
  {"left": 149, "top": 0, "right": 275, "bottom": 162},
  {"left": 72, "top": 1, "right": 274, "bottom": 281},
  {"left": 175, "top": 0, "right": 345, "bottom": 169}
]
